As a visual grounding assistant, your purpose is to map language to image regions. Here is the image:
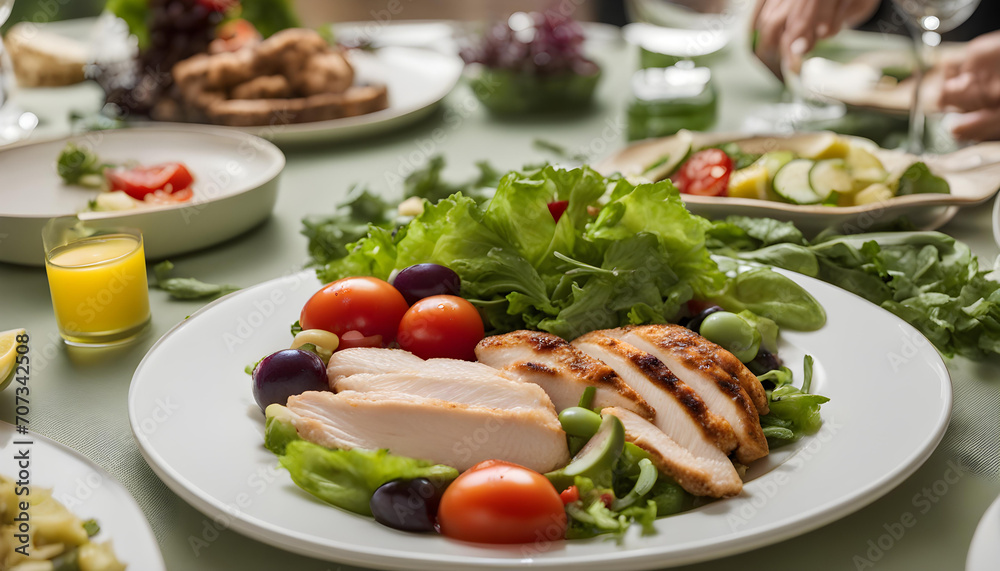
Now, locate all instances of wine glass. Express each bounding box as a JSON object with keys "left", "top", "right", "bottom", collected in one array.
[
  {"left": 891, "top": 0, "right": 981, "bottom": 153},
  {"left": 0, "top": 0, "right": 37, "bottom": 145}
]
